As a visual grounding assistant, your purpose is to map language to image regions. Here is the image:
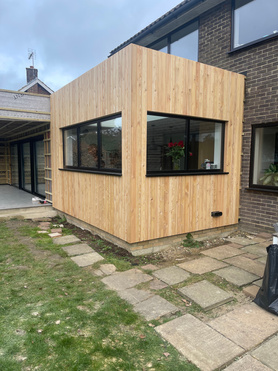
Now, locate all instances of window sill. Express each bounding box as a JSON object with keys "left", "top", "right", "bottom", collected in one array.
[
  {"left": 59, "top": 168, "right": 122, "bottom": 176},
  {"left": 246, "top": 187, "right": 278, "bottom": 194},
  {"left": 146, "top": 171, "right": 228, "bottom": 177},
  {"left": 228, "top": 33, "right": 278, "bottom": 54}
]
